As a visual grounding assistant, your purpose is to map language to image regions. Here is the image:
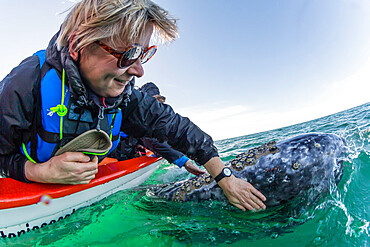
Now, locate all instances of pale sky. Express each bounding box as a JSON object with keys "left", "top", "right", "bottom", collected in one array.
[{"left": 0, "top": 0, "right": 369, "bottom": 140}]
